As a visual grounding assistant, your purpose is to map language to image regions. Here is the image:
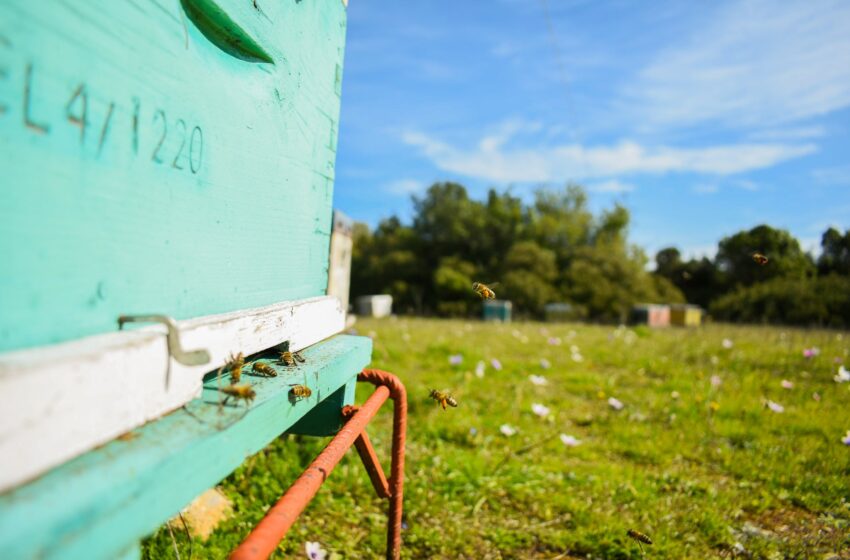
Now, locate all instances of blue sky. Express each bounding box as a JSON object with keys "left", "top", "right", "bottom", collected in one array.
[{"left": 333, "top": 0, "right": 850, "bottom": 259}]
